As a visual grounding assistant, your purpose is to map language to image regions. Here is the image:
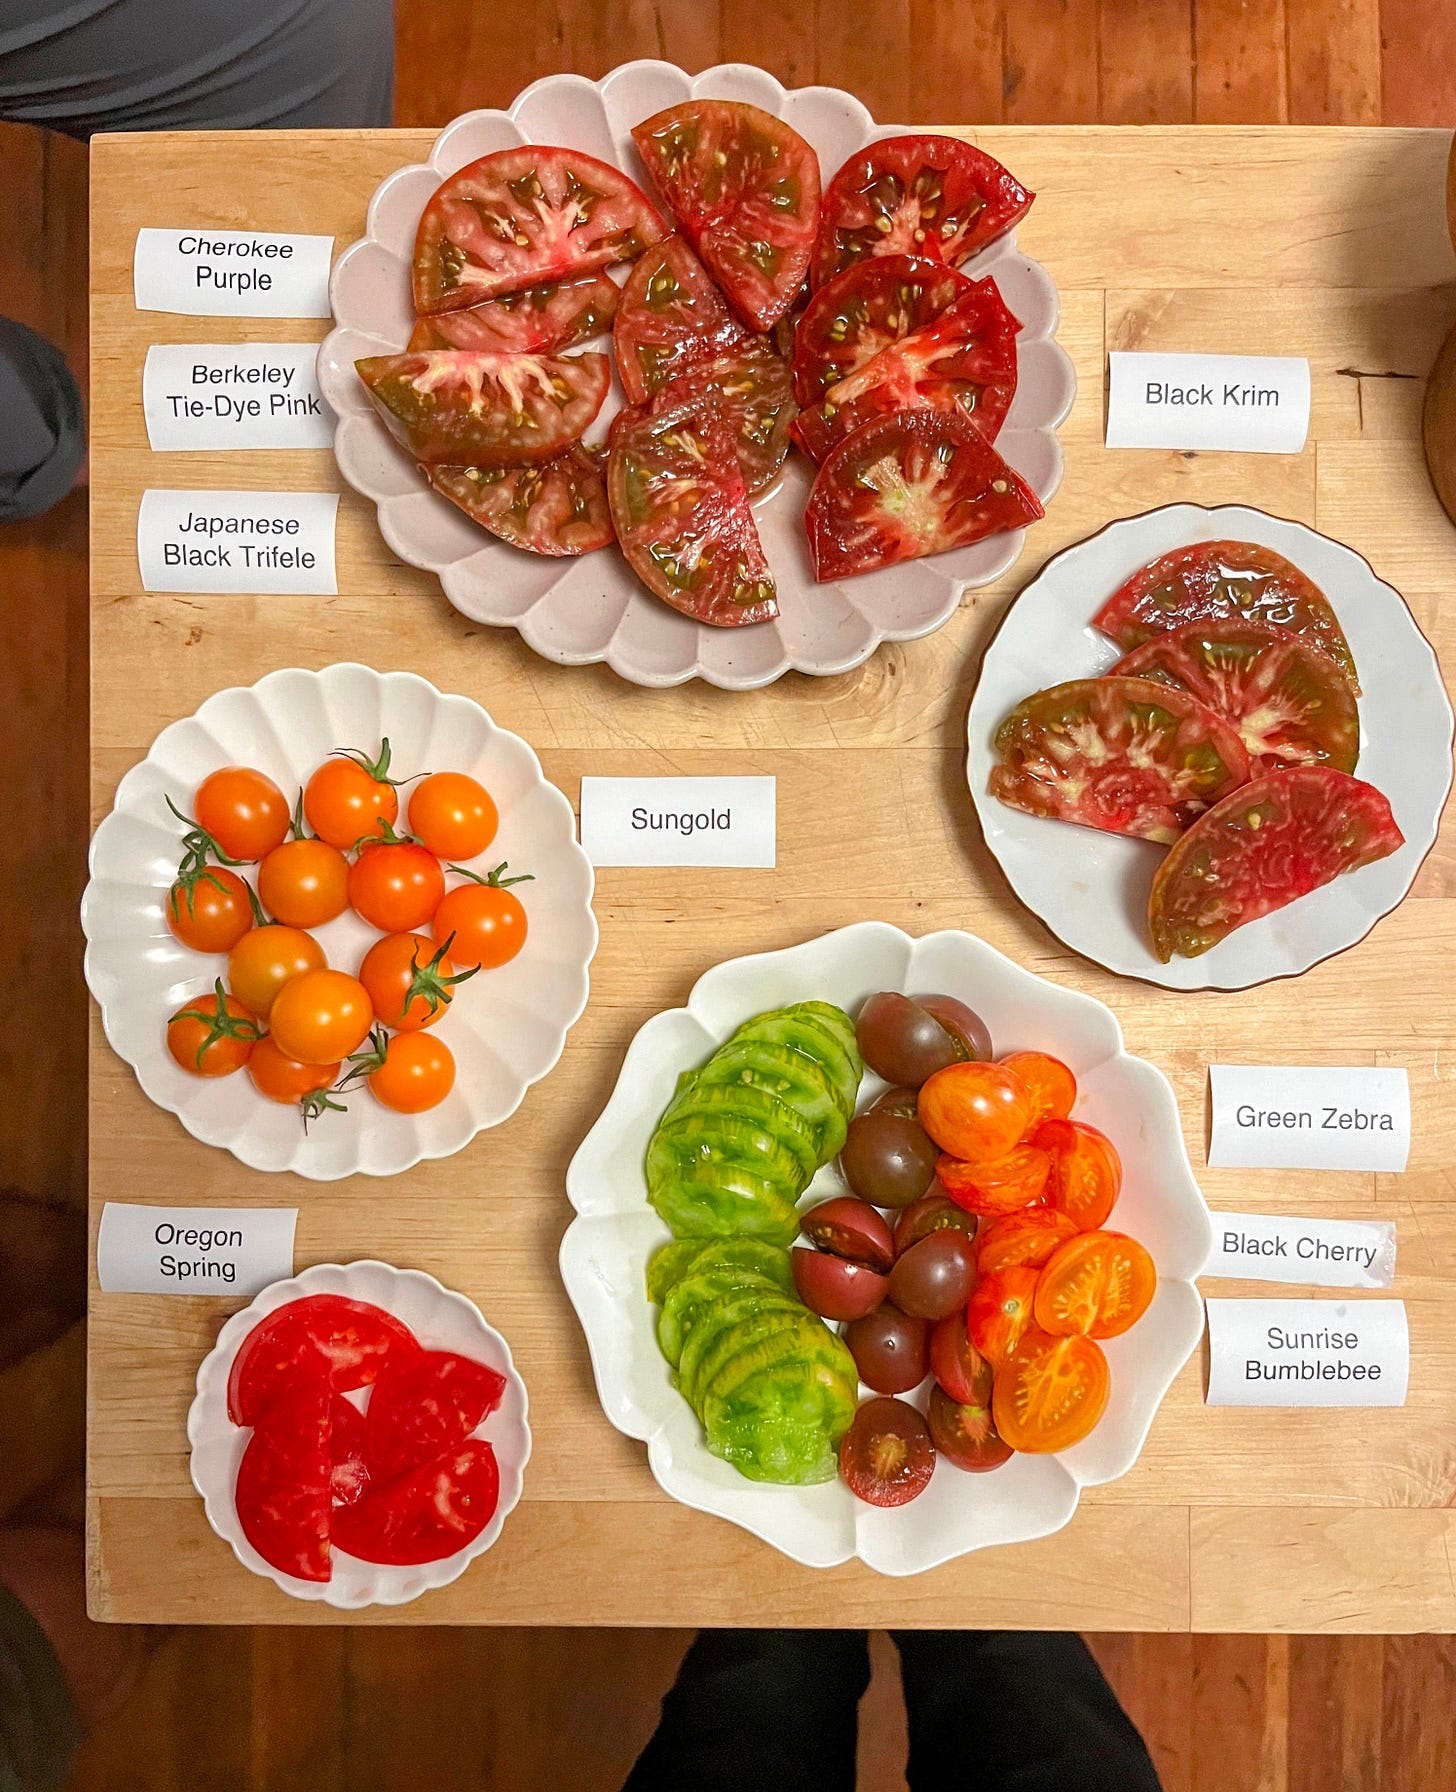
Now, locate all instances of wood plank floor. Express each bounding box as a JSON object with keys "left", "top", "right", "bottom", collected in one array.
[{"left": 0, "top": 1, "right": 1453, "bottom": 1786}]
